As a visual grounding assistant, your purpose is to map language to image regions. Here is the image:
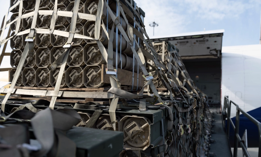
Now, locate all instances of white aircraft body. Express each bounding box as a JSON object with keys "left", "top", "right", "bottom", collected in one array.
[
  {"left": 222, "top": 44, "right": 261, "bottom": 117},
  {"left": 151, "top": 30, "right": 261, "bottom": 147}
]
